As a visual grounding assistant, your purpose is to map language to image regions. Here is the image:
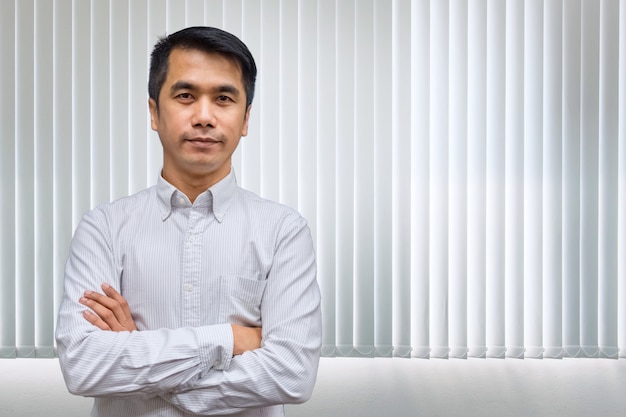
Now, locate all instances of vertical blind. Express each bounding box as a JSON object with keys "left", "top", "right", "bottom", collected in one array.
[{"left": 0, "top": 0, "right": 624, "bottom": 359}]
